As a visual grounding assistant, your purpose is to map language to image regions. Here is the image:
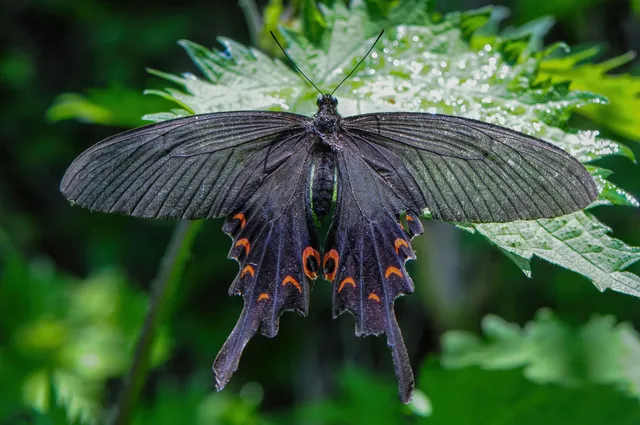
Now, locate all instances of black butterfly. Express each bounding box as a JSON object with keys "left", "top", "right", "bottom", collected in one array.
[{"left": 60, "top": 33, "right": 597, "bottom": 403}]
